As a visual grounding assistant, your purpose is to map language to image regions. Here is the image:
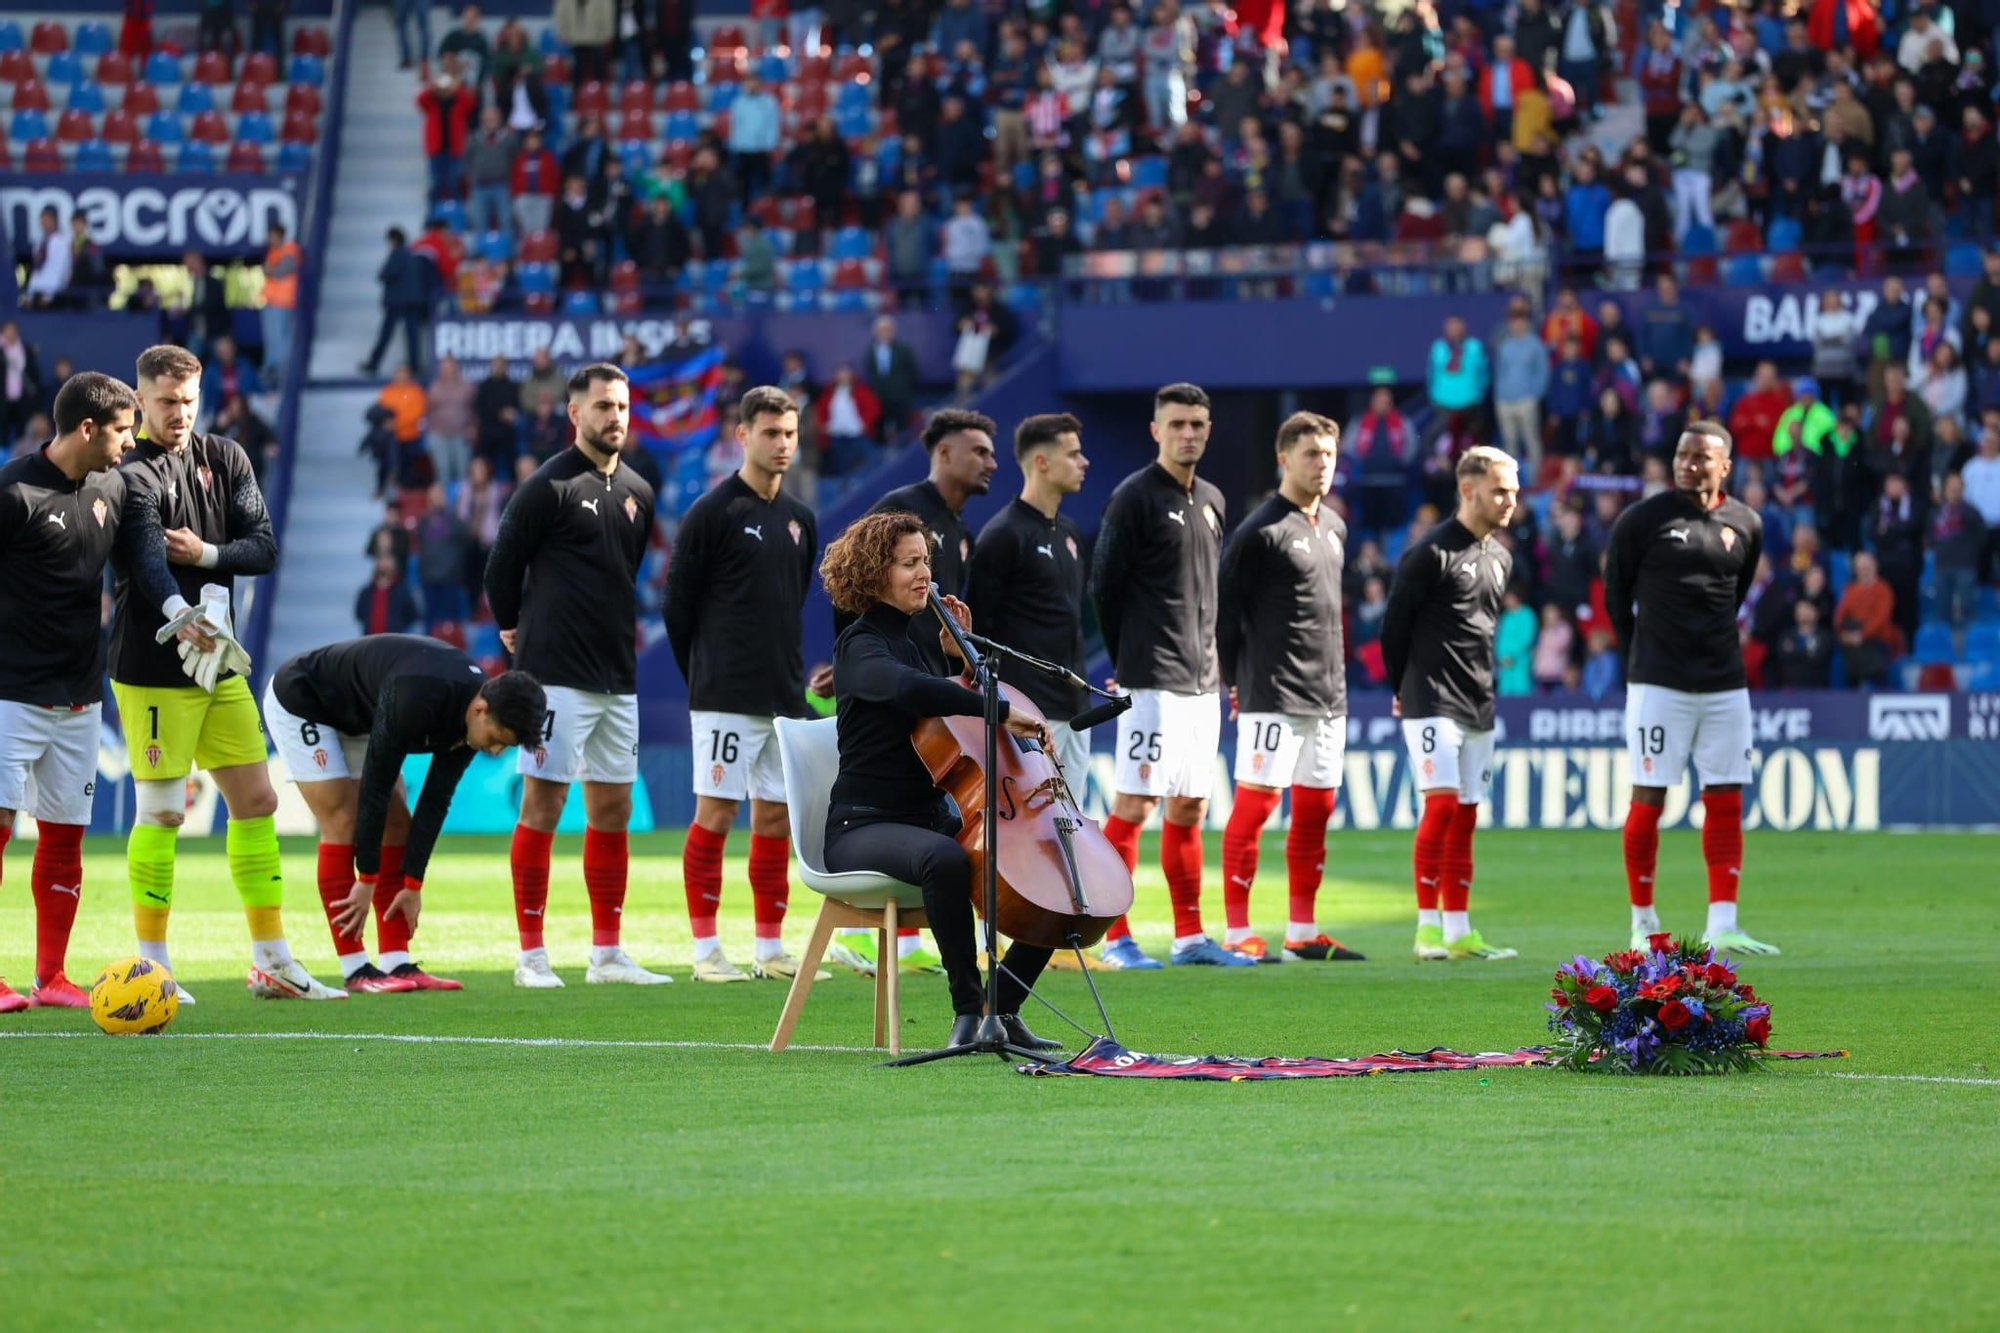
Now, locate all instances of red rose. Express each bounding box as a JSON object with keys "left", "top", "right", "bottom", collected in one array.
[
  {"left": 1658, "top": 999, "right": 1692, "bottom": 1031},
  {"left": 1550, "top": 987, "right": 1570, "bottom": 1009},
  {"left": 1705, "top": 963, "right": 1737, "bottom": 988},
  {"left": 1646, "top": 932, "right": 1676, "bottom": 953},
  {"left": 1584, "top": 985, "right": 1618, "bottom": 1013},
  {"left": 1745, "top": 1015, "right": 1771, "bottom": 1048},
  {"left": 1735, "top": 983, "right": 1758, "bottom": 1003}
]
